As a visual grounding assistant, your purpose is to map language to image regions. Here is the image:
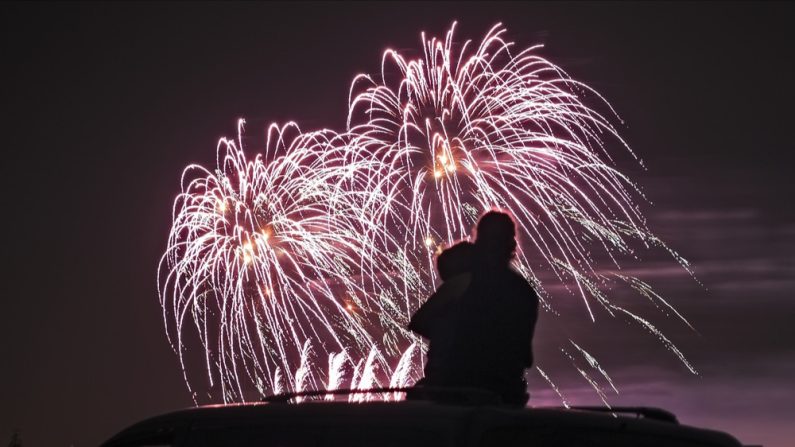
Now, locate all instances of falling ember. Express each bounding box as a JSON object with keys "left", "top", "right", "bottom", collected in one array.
[{"left": 160, "top": 22, "right": 697, "bottom": 404}]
